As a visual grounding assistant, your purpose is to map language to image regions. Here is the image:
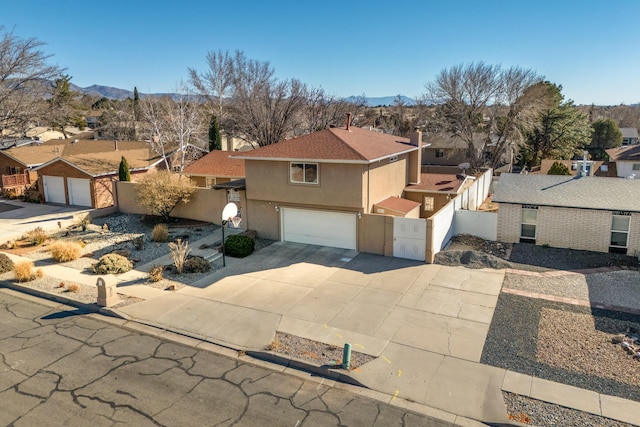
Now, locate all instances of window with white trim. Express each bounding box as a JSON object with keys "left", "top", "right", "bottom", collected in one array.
[
  {"left": 520, "top": 207, "right": 537, "bottom": 242},
  {"left": 610, "top": 214, "right": 630, "bottom": 249},
  {"left": 290, "top": 162, "right": 318, "bottom": 184},
  {"left": 424, "top": 196, "right": 435, "bottom": 211}
]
